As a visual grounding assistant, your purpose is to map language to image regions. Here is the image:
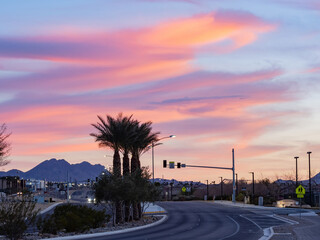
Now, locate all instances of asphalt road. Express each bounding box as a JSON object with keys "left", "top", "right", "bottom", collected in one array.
[{"left": 84, "top": 201, "right": 290, "bottom": 240}]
